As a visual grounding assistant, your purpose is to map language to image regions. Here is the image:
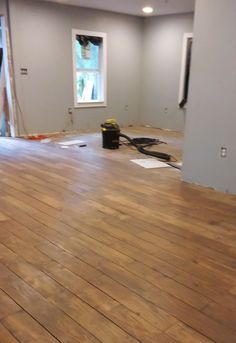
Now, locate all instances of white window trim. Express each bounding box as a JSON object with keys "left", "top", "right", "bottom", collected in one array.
[
  {"left": 178, "top": 32, "right": 193, "bottom": 108},
  {"left": 72, "top": 29, "right": 107, "bottom": 108}
]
